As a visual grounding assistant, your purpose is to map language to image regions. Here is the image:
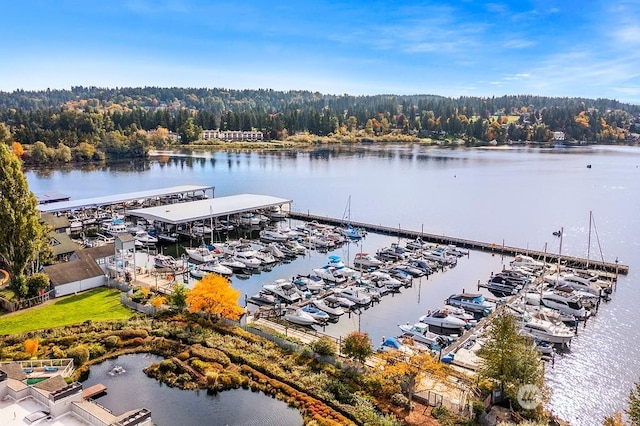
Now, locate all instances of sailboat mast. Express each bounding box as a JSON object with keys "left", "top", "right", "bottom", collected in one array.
[
  {"left": 558, "top": 226, "right": 564, "bottom": 274},
  {"left": 586, "top": 211, "right": 592, "bottom": 269}
]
